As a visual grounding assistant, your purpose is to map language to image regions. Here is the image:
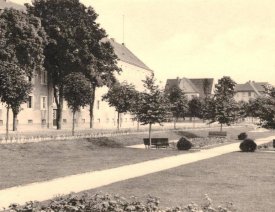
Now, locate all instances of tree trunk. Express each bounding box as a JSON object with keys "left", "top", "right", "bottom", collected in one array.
[
  {"left": 117, "top": 112, "right": 120, "bottom": 131},
  {"left": 89, "top": 86, "right": 96, "bottom": 128},
  {"left": 192, "top": 116, "right": 195, "bottom": 128},
  {"left": 174, "top": 117, "right": 176, "bottom": 129},
  {"left": 72, "top": 111, "right": 75, "bottom": 136},
  {"left": 6, "top": 105, "right": 9, "bottom": 140},
  {"left": 56, "top": 102, "right": 63, "bottom": 130},
  {"left": 12, "top": 112, "right": 18, "bottom": 131},
  {"left": 53, "top": 85, "right": 63, "bottom": 130},
  {"left": 220, "top": 123, "right": 223, "bottom": 132},
  {"left": 149, "top": 123, "right": 152, "bottom": 147}
]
